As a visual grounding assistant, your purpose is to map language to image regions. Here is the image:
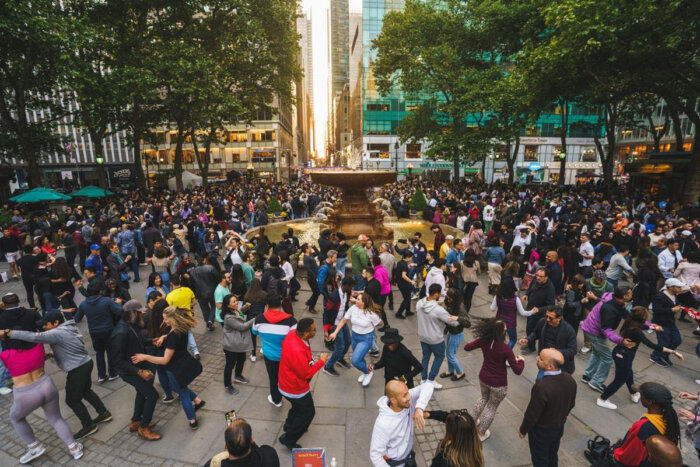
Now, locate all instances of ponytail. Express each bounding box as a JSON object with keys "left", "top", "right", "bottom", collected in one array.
[{"left": 661, "top": 403, "right": 681, "bottom": 445}]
